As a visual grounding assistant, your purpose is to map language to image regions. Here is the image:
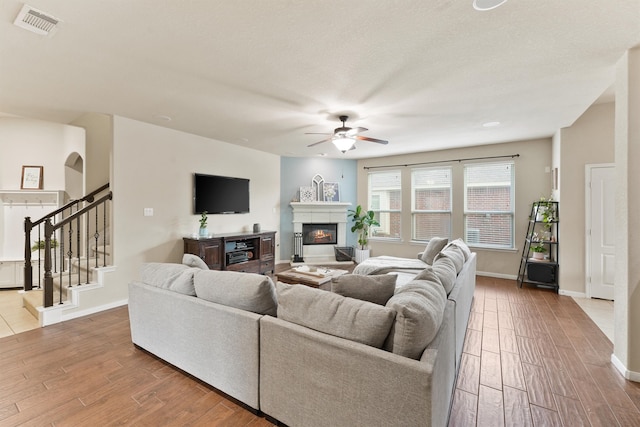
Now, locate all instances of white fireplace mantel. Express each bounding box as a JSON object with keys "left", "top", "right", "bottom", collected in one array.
[{"left": 290, "top": 202, "right": 352, "bottom": 265}]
